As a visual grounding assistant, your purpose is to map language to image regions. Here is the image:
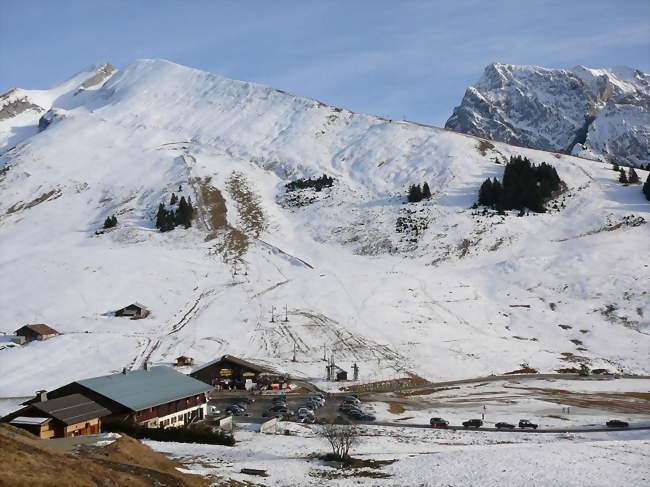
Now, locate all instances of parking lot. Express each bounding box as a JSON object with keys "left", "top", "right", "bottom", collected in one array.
[{"left": 208, "top": 391, "right": 377, "bottom": 424}]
